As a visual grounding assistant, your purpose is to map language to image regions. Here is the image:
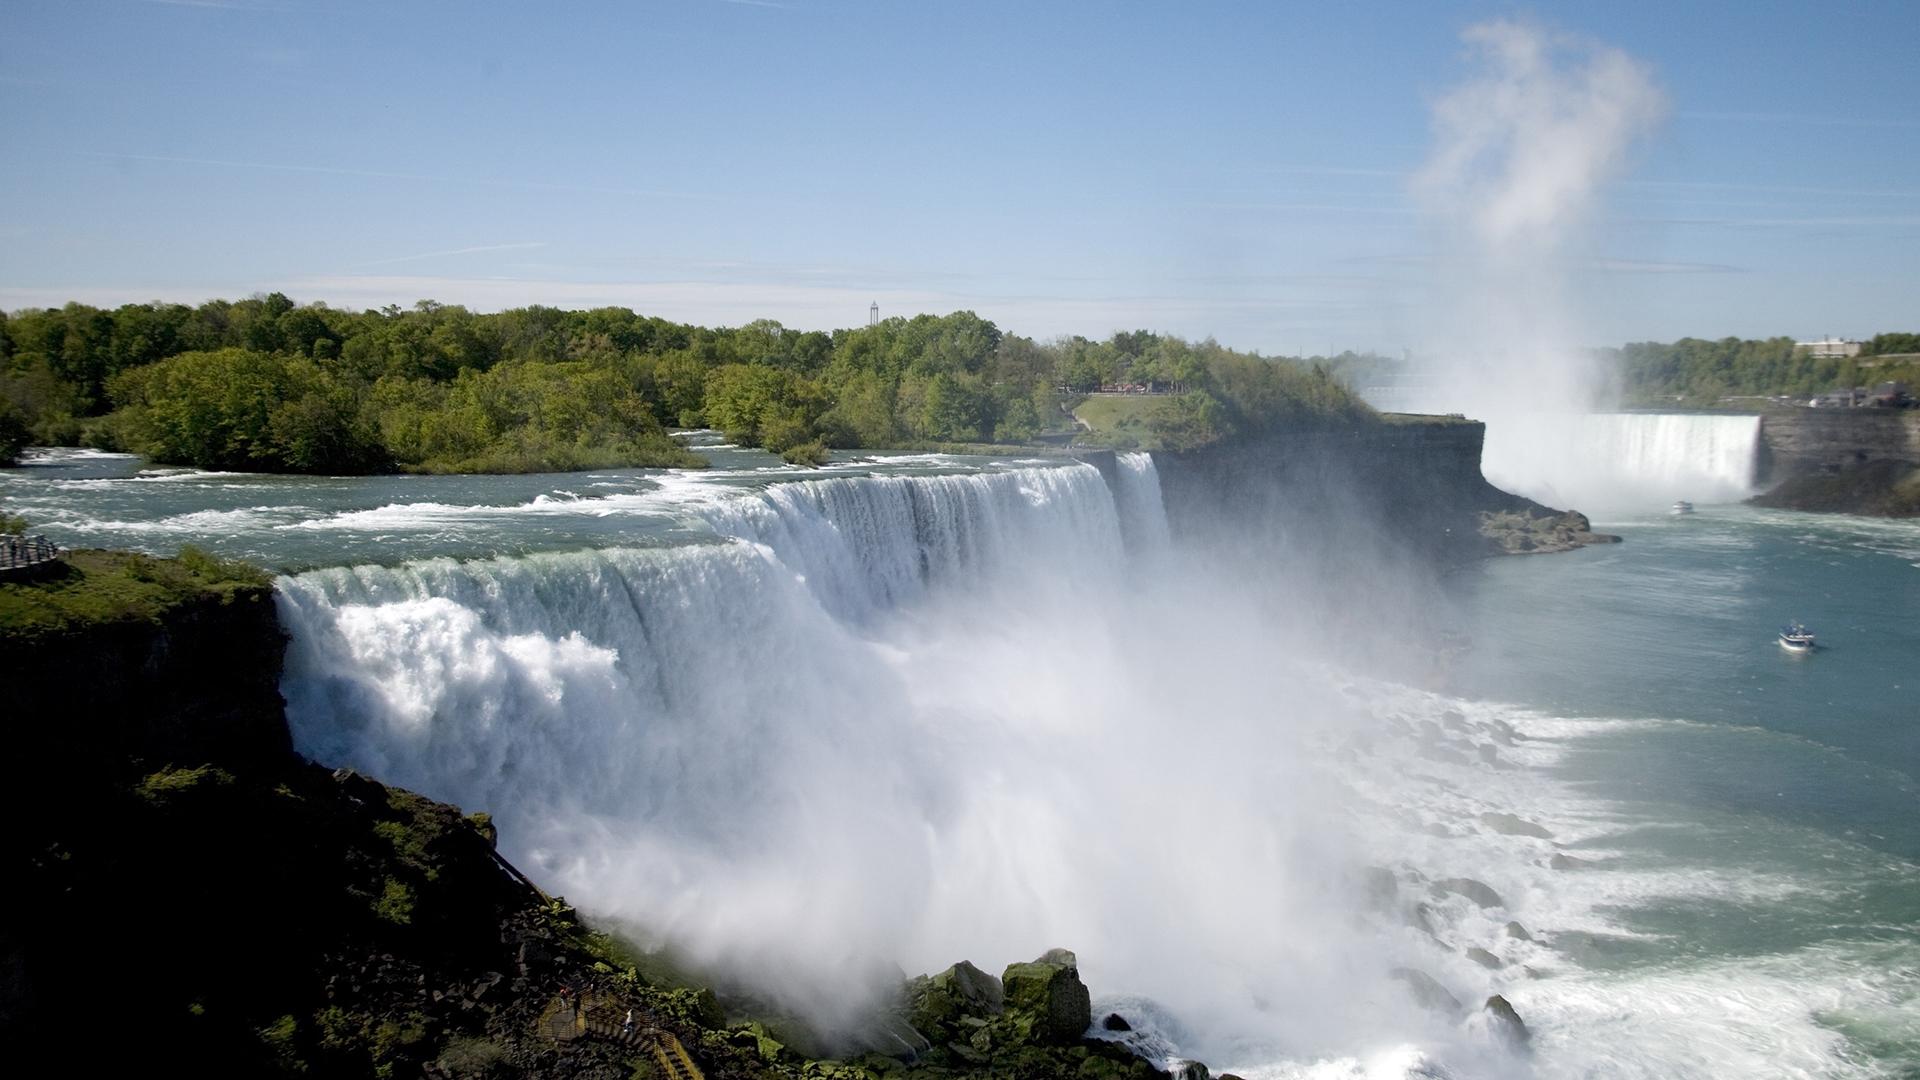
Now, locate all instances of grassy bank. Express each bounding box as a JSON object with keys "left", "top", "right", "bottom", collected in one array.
[{"left": 0, "top": 546, "right": 270, "bottom": 637}]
